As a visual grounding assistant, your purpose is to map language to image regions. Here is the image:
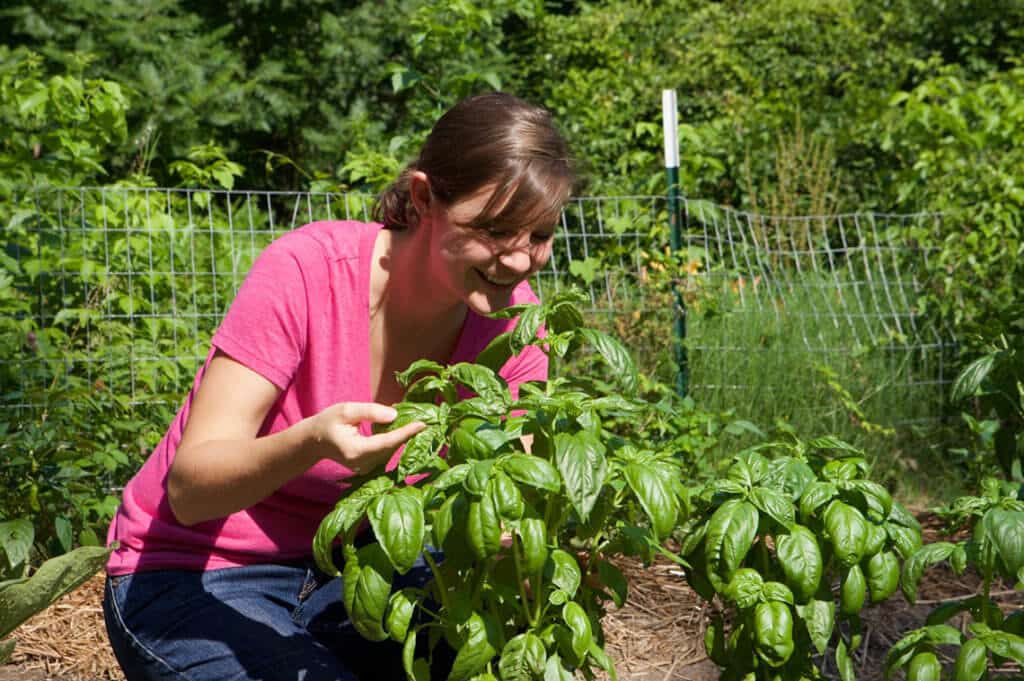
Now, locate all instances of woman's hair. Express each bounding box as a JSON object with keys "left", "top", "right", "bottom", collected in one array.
[{"left": 375, "top": 92, "right": 576, "bottom": 232}]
